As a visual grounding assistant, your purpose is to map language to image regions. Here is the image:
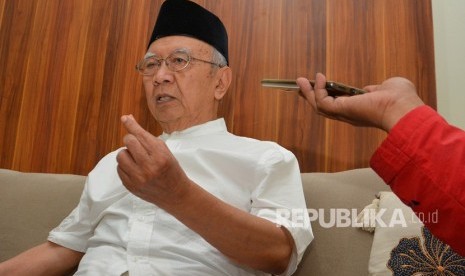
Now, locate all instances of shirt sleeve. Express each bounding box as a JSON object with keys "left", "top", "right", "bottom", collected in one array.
[
  {"left": 251, "top": 145, "right": 314, "bottom": 275},
  {"left": 48, "top": 177, "right": 93, "bottom": 253},
  {"left": 48, "top": 149, "right": 126, "bottom": 253},
  {"left": 370, "top": 105, "right": 465, "bottom": 256}
]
